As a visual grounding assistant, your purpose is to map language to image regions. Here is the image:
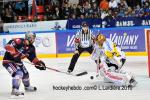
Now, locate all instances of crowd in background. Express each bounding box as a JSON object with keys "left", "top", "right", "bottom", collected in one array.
[{"left": 0, "top": 0, "right": 149, "bottom": 23}]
